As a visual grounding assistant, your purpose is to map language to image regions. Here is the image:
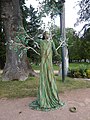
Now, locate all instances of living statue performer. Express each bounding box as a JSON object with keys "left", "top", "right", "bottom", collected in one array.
[{"left": 29, "top": 31, "right": 64, "bottom": 111}]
